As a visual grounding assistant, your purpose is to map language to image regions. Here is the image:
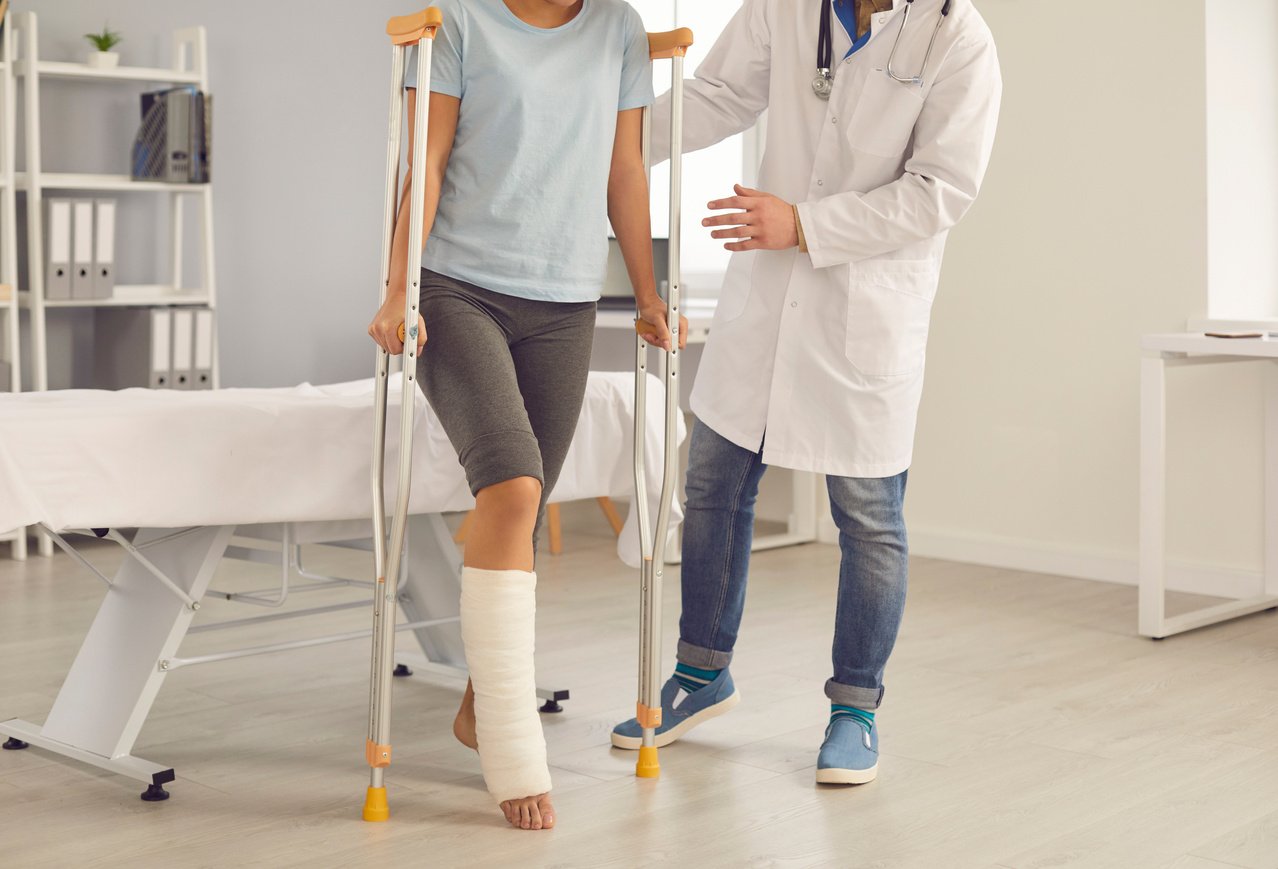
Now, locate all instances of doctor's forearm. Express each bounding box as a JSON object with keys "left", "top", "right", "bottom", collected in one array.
[{"left": 796, "top": 174, "right": 976, "bottom": 268}]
